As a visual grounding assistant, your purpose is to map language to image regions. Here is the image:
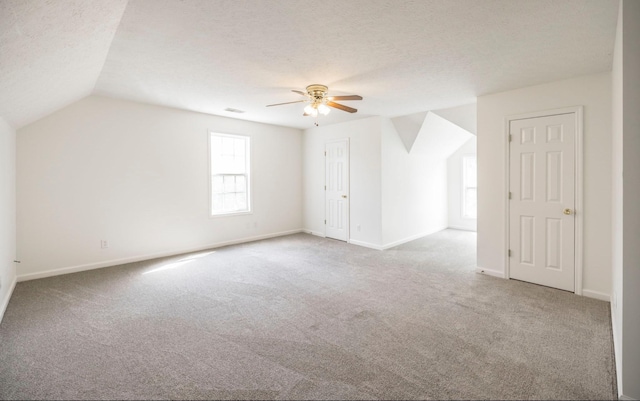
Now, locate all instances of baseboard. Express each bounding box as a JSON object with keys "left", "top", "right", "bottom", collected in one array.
[
  {"left": 381, "top": 226, "right": 449, "bottom": 250},
  {"left": 619, "top": 395, "right": 637, "bottom": 400},
  {"left": 17, "top": 229, "right": 303, "bottom": 282},
  {"left": 0, "top": 275, "right": 17, "bottom": 323},
  {"left": 611, "top": 303, "right": 623, "bottom": 400},
  {"left": 302, "top": 229, "right": 325, "bottom": 237},
  {"left": 447, "top": 225, "right": 477, "bottom": 232},
  {"left": 582, "top": 289, "right": 611, "bottom": 302},
  {"left": 348, "top": 239, "right": 383, "bottom": 250},
  {"left": 475, "top": 267, "right": 506, "bottom": 278}
]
